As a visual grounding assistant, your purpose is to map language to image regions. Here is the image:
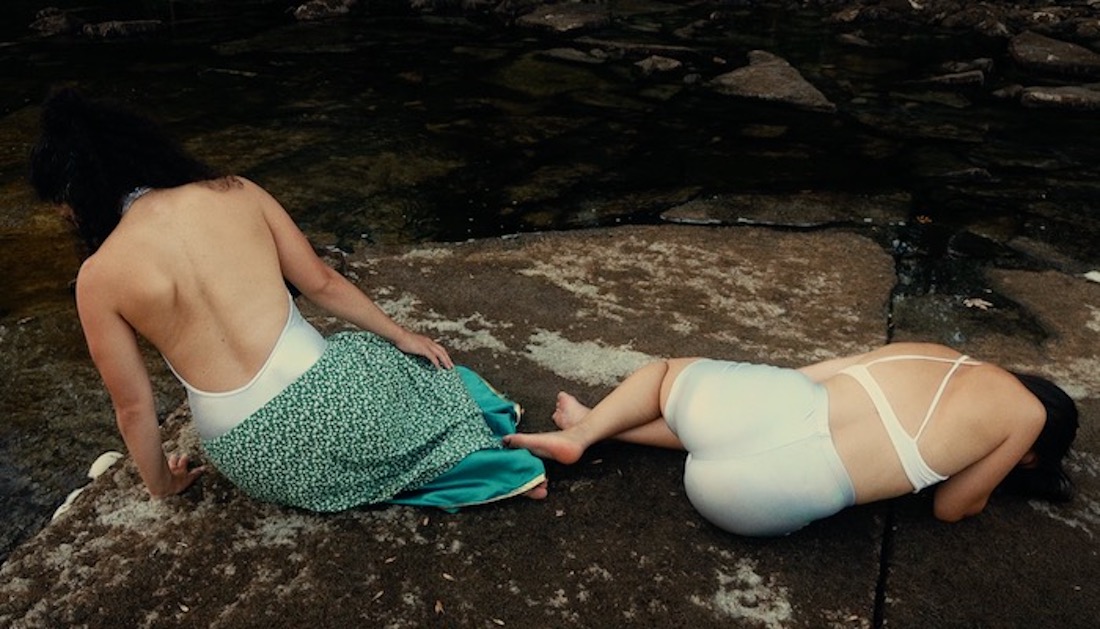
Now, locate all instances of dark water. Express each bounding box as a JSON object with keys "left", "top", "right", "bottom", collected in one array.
[{"left": 2, "top": 0, "right": 1098, "bottom": 563}]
